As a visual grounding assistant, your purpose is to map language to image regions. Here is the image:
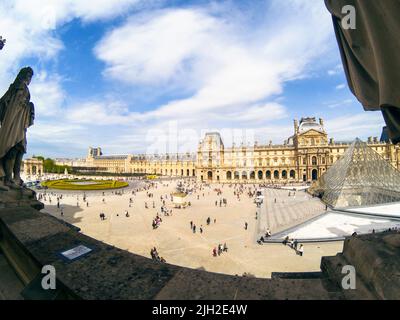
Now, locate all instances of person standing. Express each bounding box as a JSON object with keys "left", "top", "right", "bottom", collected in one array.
[
  {"left": 294, "top": 239, "right": 298, "bottom": 251},
  {"left": 298, "top": 244, "right": 304, "bottom": 257},
  {"left": 223, "top": 243, "right": 228, "bottom": 252}
]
